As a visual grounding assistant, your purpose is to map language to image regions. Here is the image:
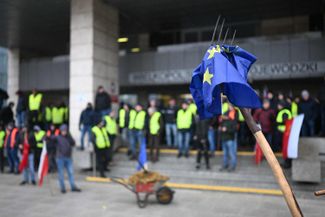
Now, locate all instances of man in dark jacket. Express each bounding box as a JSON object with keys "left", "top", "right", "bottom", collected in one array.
[
  {"left": 194, "top": 116, "right": 210, "bottom": 170},
  {"left": 1, "top": 102, "right": 14, "bottom": 127},
  {"left": 253, "top": 99, "right": 276, "bottom": 144},
  {"left": 299, "top": 90, "right": 317, "bottom": 137},
  {"left": 162, "top": 99, "right": 178, "bottom": 148},
  {"left": 16, "top": 91, "right": 27, "bottom": 128},
  {"left": 54, "top": 124, "right": 81, "bottom": 193},
  {"left": 79, "top": 103, "right": 95, "bottom": 150},
  {"left": 95, "top": 86, "right": 111, "bottom": 117}
]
